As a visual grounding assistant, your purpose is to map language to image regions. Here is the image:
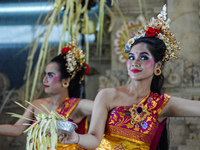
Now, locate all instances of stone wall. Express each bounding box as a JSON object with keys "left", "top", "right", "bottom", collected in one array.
[{"left": 166, "top": 0, "right": 200, "bottom": 149}]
